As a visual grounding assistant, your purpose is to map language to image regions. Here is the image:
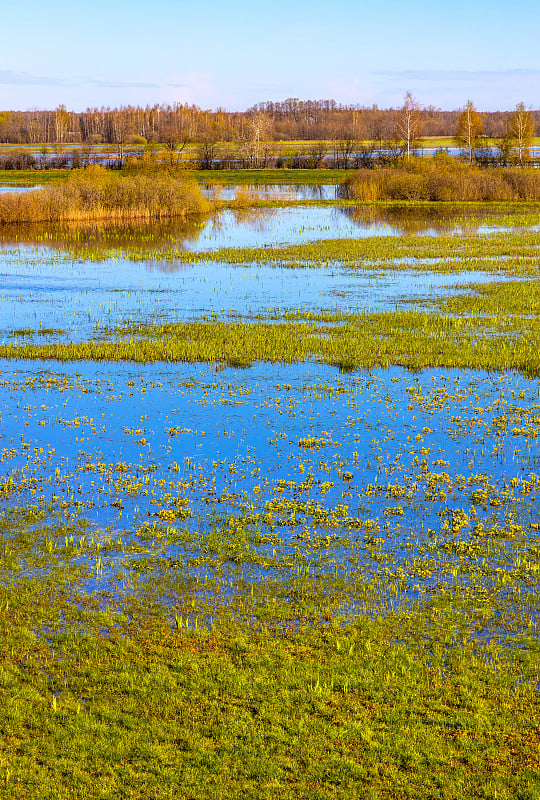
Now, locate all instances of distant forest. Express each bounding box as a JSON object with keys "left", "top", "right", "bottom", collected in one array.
[{"left": 0, "top": 99, "right": 538, "bottom": 145}]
